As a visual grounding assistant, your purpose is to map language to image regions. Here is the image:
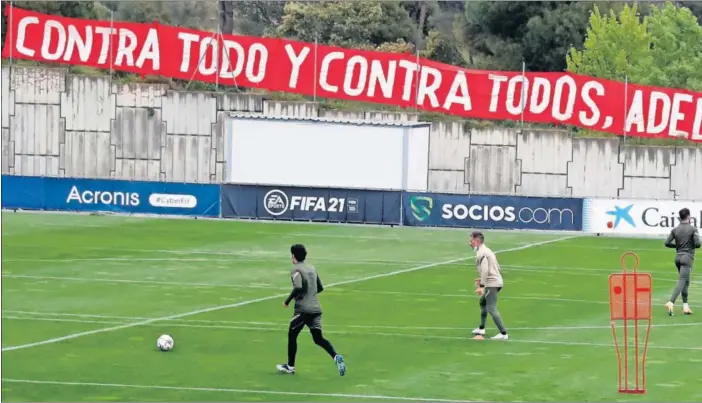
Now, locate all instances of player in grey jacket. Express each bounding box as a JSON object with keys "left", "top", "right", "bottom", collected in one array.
[{"left": 664, "top": 208, "right": 701, "bottom": 316}]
